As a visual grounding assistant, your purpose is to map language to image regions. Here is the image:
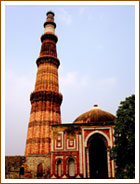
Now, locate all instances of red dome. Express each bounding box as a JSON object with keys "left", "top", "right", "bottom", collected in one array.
[{"left": 73, "top": 105, "right": 115, "bottom": 124}]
